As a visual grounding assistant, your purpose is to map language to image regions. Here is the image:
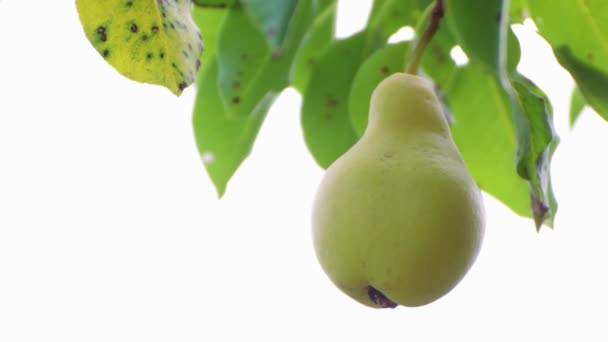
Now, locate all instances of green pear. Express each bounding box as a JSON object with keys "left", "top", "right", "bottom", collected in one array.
[{"left": 312, "top": 73, "right": 485, "bottom": 308}]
